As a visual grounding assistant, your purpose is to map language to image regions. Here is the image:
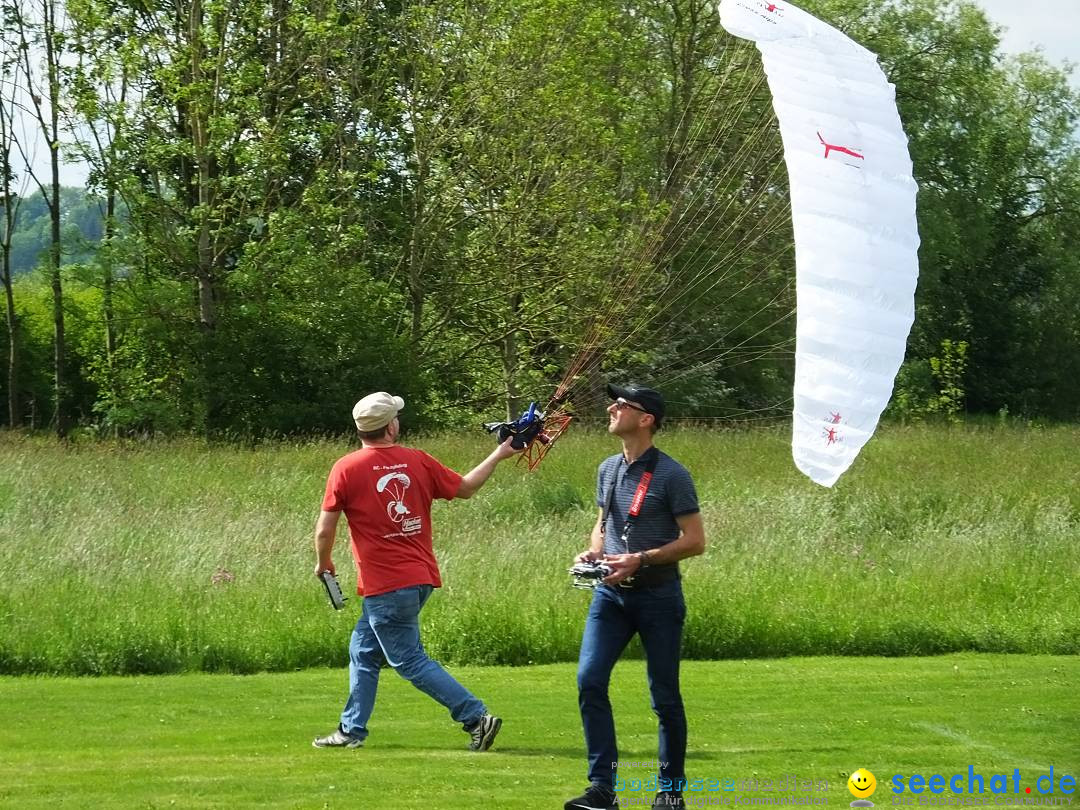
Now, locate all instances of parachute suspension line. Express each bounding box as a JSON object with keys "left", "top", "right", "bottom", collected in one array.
[
  {"left": 632, "top": 237, "right": 795, "bottom": 377},
  {"left": 558, "top": 51, "right": 788, "bottom": 400},
  {"left": 568, "top": 88, "right": 784, "bottom": 356},
  {"left": 602, "top": 166, "right": 791, "bottom": 366},
  {"left": 563, "top": 0, "right": 924, "bottom": 489},
  {"left": 655, "top": 295, "right": 796, "bottom": 388},
  {"left": 557, "top": 219, "right": 794, "bottom": 414},
  {"left": 615, "top": 69, "right": 776, "bottom": 289},
  {"left": 550, "top": 7, "right": 923, "bottom": 456},
  {"left": 395, "top": 7, "right": 597, "bottom": 358},
  {"left": 612, "top": 75, "right": 778, "bottom": 311},
  {"left": 605, "top": 252, "right": 796, "bottom": 398},
  {"left": 563, "top": 44, "right": 767, "bottom": 332},
  {"left": 595, "top": 121, "right": 784, "bottom": 349},
  {"left": 557, "top": 45, "right": 772, "bottom": 395},
  {"left": 646, "top": 138, "right": 789, "bottom": 288},
  {"left": 565, "top": 166, "right": 794, "bottom": 398}
]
